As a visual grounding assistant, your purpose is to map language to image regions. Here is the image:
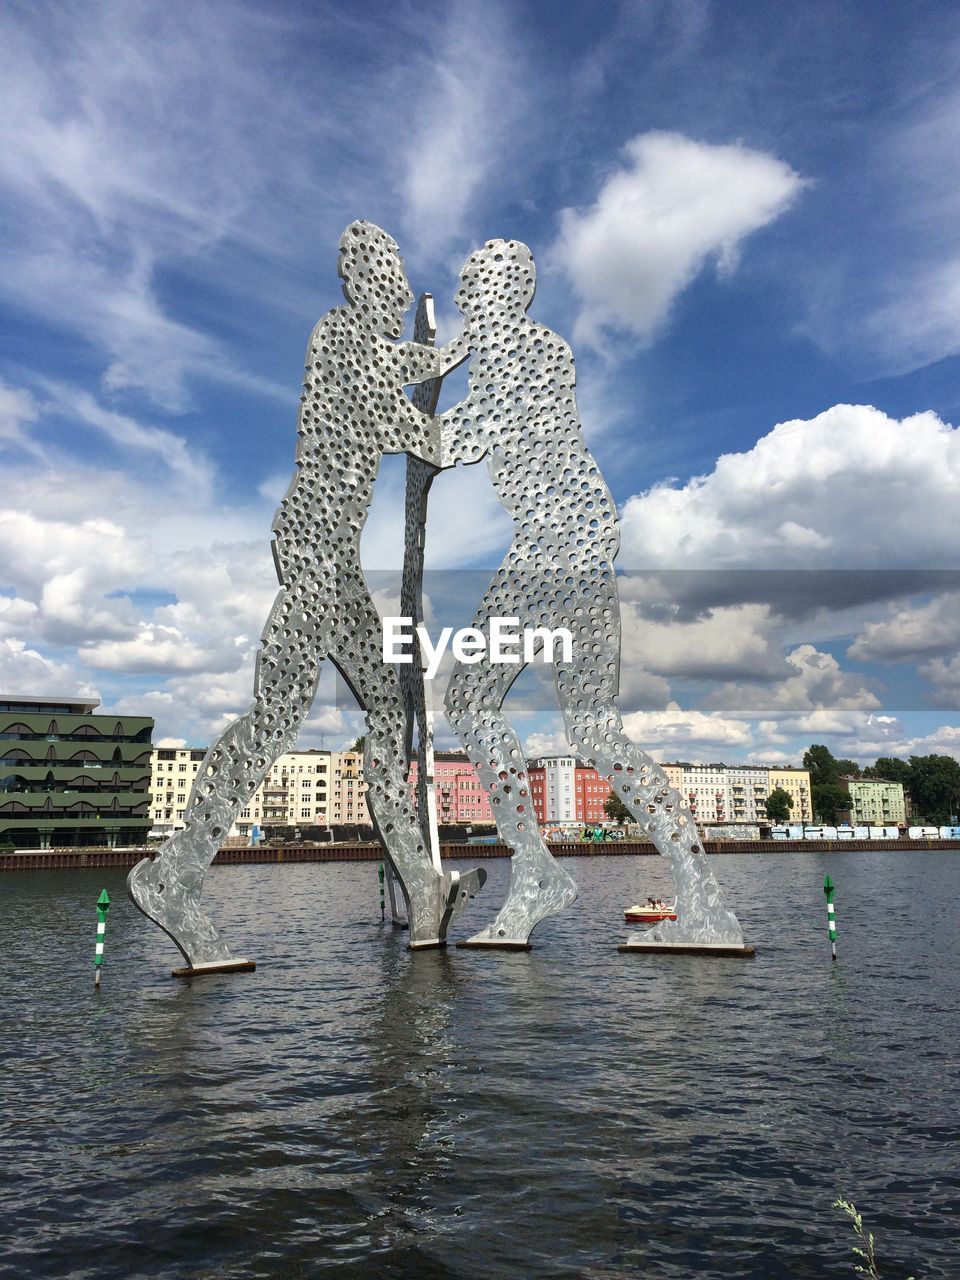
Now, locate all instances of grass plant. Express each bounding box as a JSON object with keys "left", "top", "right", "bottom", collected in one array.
[{"left": 833, "top": 1199, "right": 914, "bottom": 1279}]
